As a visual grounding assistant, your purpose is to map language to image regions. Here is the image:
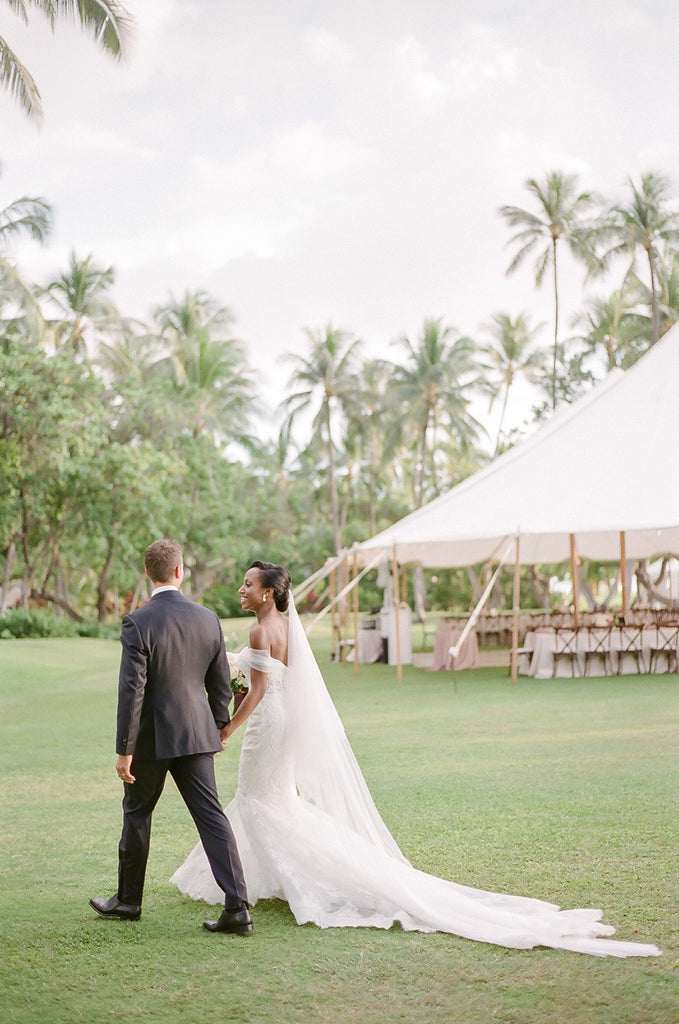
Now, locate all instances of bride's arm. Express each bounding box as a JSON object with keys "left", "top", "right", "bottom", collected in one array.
[
  {"left": 219, "top": 666, "right": 267, "bottom": 744},
  {"left": 219, "top": 625, "right": 269, "bottom": 745}
]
